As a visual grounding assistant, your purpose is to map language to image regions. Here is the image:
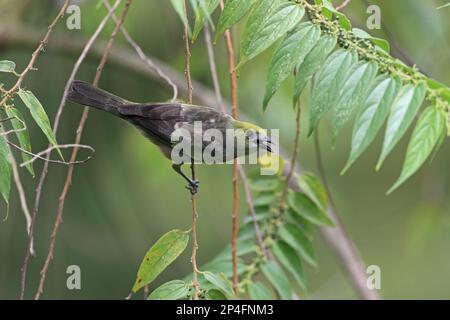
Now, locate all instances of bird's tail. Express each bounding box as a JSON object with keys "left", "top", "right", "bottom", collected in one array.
[{"left": 67, "top": 80, "right": 129, "bottom": 115}]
